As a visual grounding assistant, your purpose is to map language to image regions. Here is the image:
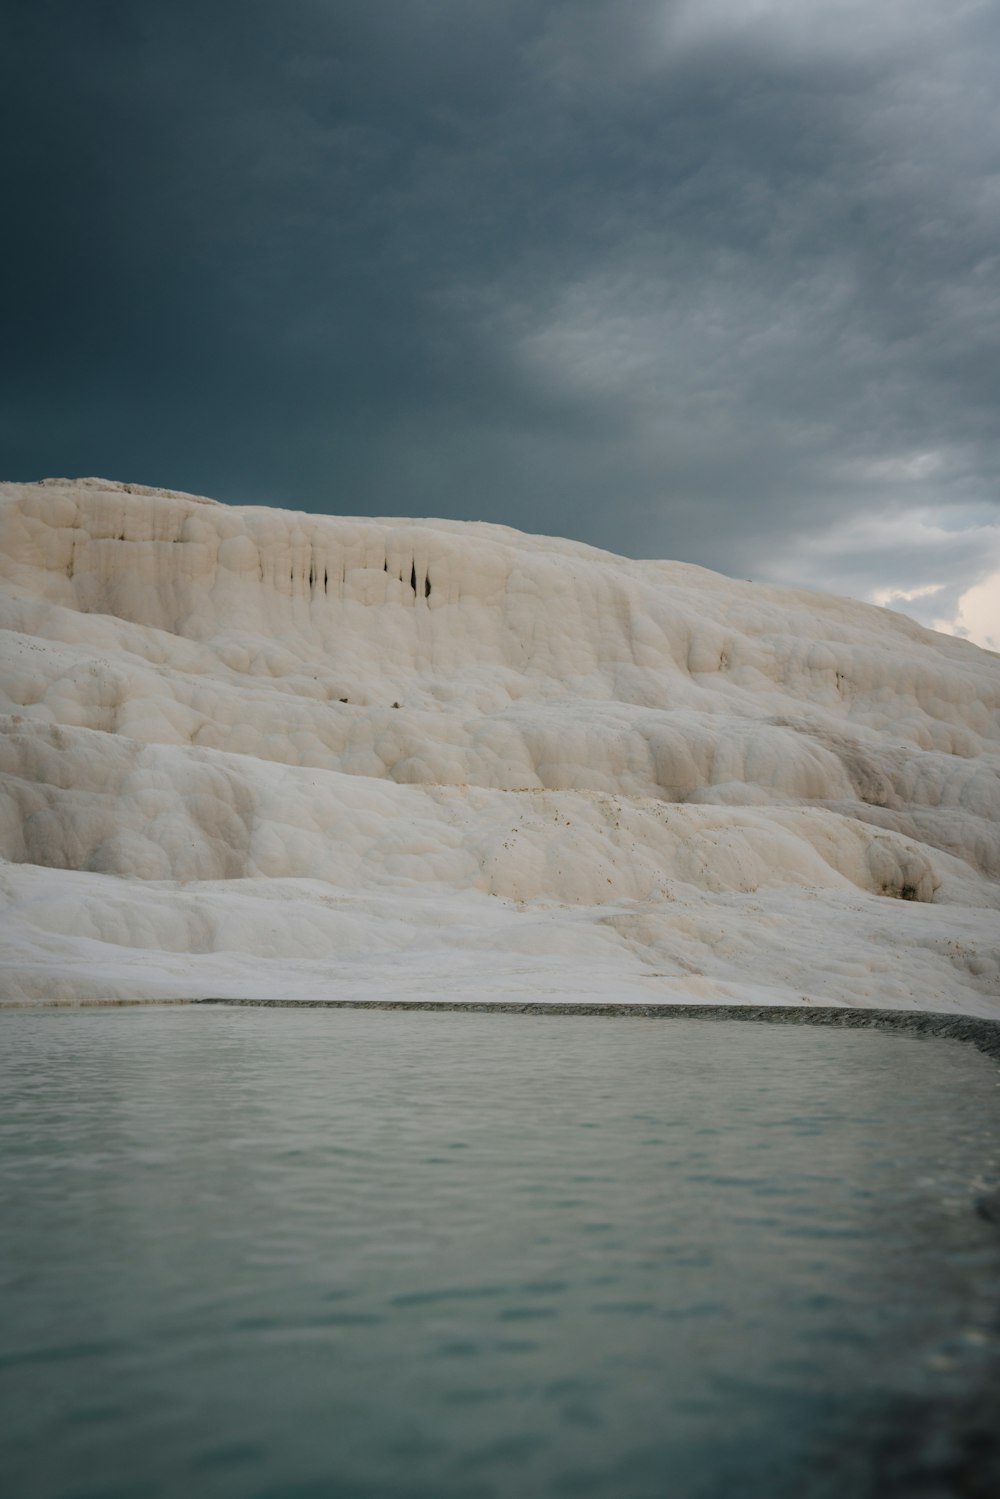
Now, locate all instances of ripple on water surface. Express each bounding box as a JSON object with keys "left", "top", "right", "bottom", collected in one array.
[{"left": 1, "top": 1006, "right": 999, "bottom": 1499}]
